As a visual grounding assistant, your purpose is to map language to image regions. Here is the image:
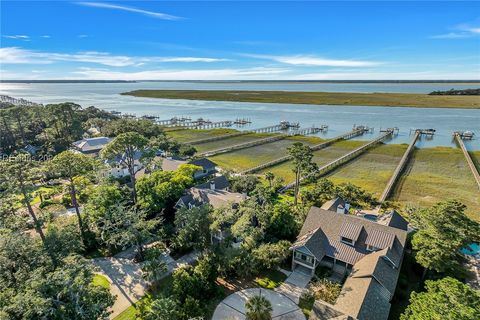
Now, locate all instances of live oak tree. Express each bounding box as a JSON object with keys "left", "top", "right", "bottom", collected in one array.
[
  {"left": 101, "top": 132, "right": 152, "bottom": 203},
  {"left": 401, "top": 277, "right": 480, "bottom": 320},
  {"left": 174, "top": 205, "right": 211, "bottom": 251},
  {"left": 0, "top": 230, "right": 114, "bottom": 320},
  {"left": 410, "top": 200, "right": 480, "bottom": 275},
  {"left": 287, "top": 142, "right": 317, "bottom": 206},
  {"left": 96, "top": 204, "right": 159, "bottom": 261},
  {"left": 49, "top": 150, "right": 97, "bottom": 245},
  {"left": 0, "top": 153, "right": 46, "bottom": 243}
]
